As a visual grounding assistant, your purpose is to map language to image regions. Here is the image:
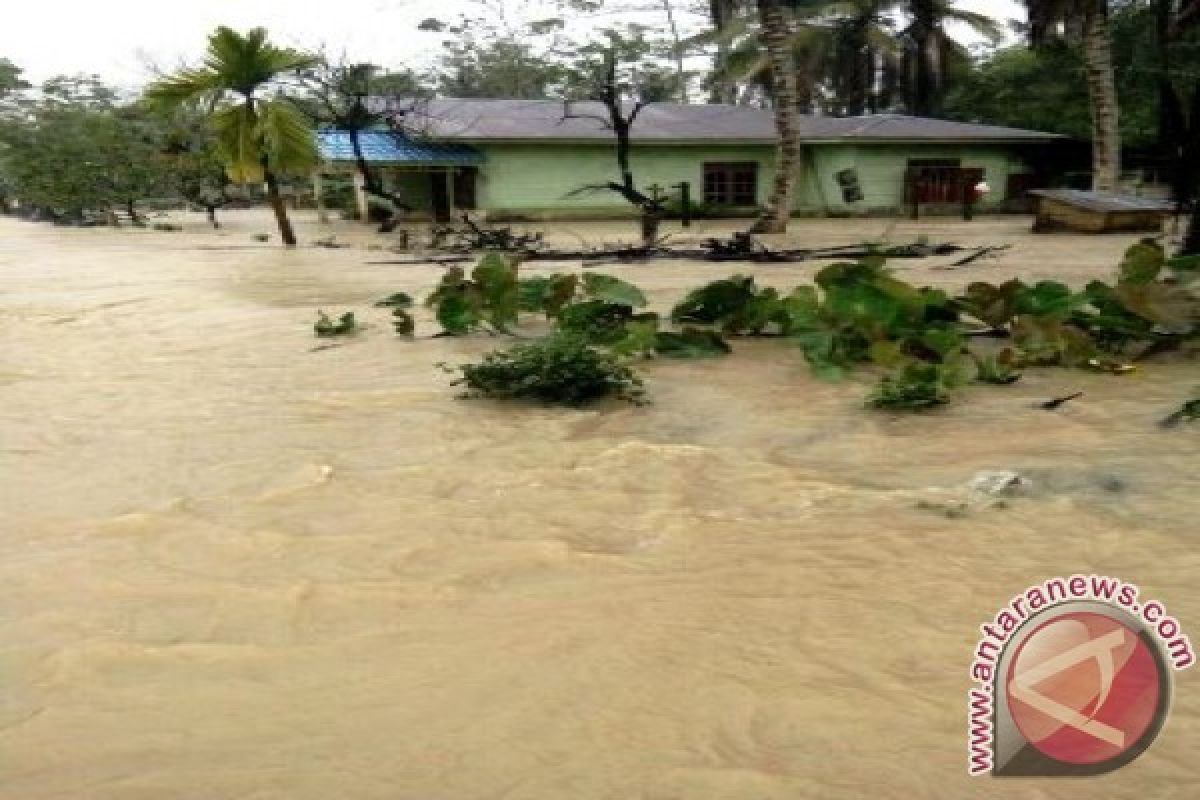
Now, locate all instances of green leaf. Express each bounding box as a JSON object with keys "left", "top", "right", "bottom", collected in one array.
[
  {"left": 919, "top": 327, "right": 964, "bottom": 361},
  {"left": 1114, "top": 282, "right": 1196, "bottom": 334},
  {"left": 670, "top": 275, "right": 759, "bottom": 325},
  {"left": 1014, "top": 280, "right": 1077, "bottom": 319},
  {"left": 375, "top": 291, "right": 414, "bottom": 308},
  {"left": 518, "top": 273, "right": 579, "bottom": 316},
  {"left": 391, "top": 308, "right": 415, "bottom": 336},
  {"left": 472, "top": 252, "right": 519, "bottom": 330},
  {"left": 653, "top": 328, "right": 732, "bottom": 358},
  {"left": 1166, "top": 254, "right": 1200, "bottom": 284},
  {"left": 556, "top": 300, "right": 634, "bottom": 344},
  {"left": 1012, "top": 315, "right": 1096, "bottom": 366},
  {"left": 314, "top": 310, "right": 356, "bottom": 337},
  {"left": 972, "top": 347, "right": 1022, "bottom": 385},
  {"left": 955, "top": 280, "right": 1023, "bottom": 328},
  {"left": 581, "top": 272, "right": 647, "bottom": 307},
  {"left": 610, "top": 315, "right": 661, "bottom": 356},
  {"left": 436, "top": 291, "right": 481, "bottom": 335},
  {"left": 1117, "top": 239, "right": 1165, "bottom": 286}
]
